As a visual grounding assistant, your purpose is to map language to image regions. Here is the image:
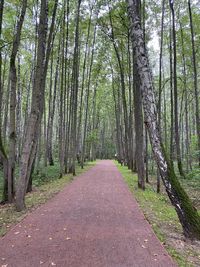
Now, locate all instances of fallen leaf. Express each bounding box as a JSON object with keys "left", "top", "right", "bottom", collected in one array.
[{"left": 14, "top": 232, "right": 20, "bottom": 235}]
